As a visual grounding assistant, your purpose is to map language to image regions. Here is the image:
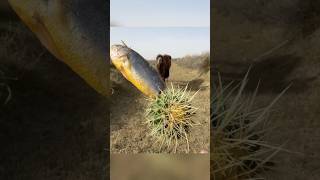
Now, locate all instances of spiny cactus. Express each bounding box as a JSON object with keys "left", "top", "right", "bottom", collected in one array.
[{"left": 145, "top": 84, "right": 198, "bottom": 153}]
